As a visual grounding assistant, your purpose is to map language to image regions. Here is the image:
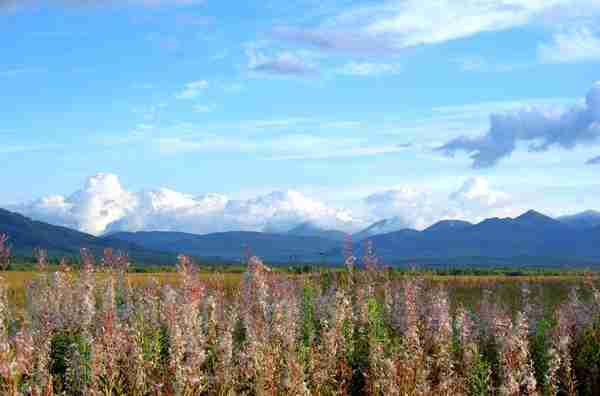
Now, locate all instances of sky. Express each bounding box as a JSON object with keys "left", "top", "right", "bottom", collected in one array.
[{"left": 2, "top": 0, "right": 600, "bottom": 236}]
